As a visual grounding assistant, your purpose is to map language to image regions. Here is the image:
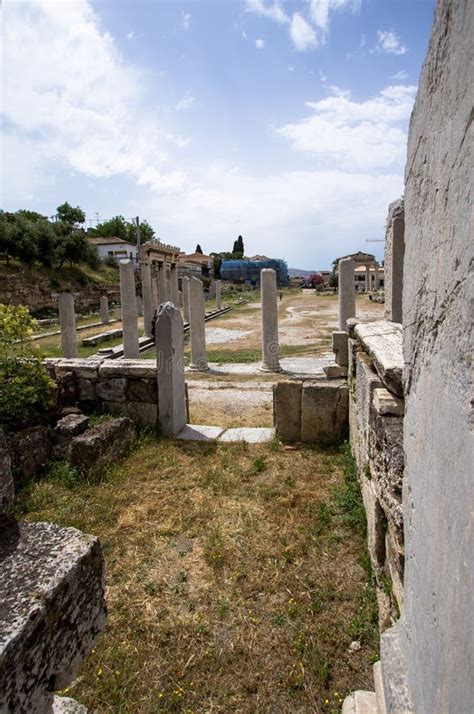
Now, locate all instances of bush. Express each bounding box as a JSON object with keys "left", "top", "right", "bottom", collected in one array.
[{"left": 0, "top": 304, "right": 56, "bottom": 428}]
